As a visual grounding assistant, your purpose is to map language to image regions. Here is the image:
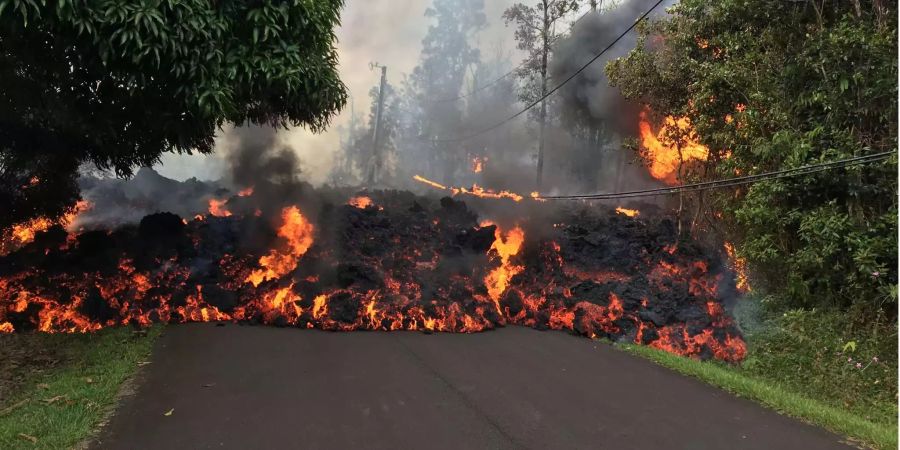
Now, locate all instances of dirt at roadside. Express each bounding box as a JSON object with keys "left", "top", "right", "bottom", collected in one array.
[{"left": 0, "top": 333, "right": 69, "bottom": 409}]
